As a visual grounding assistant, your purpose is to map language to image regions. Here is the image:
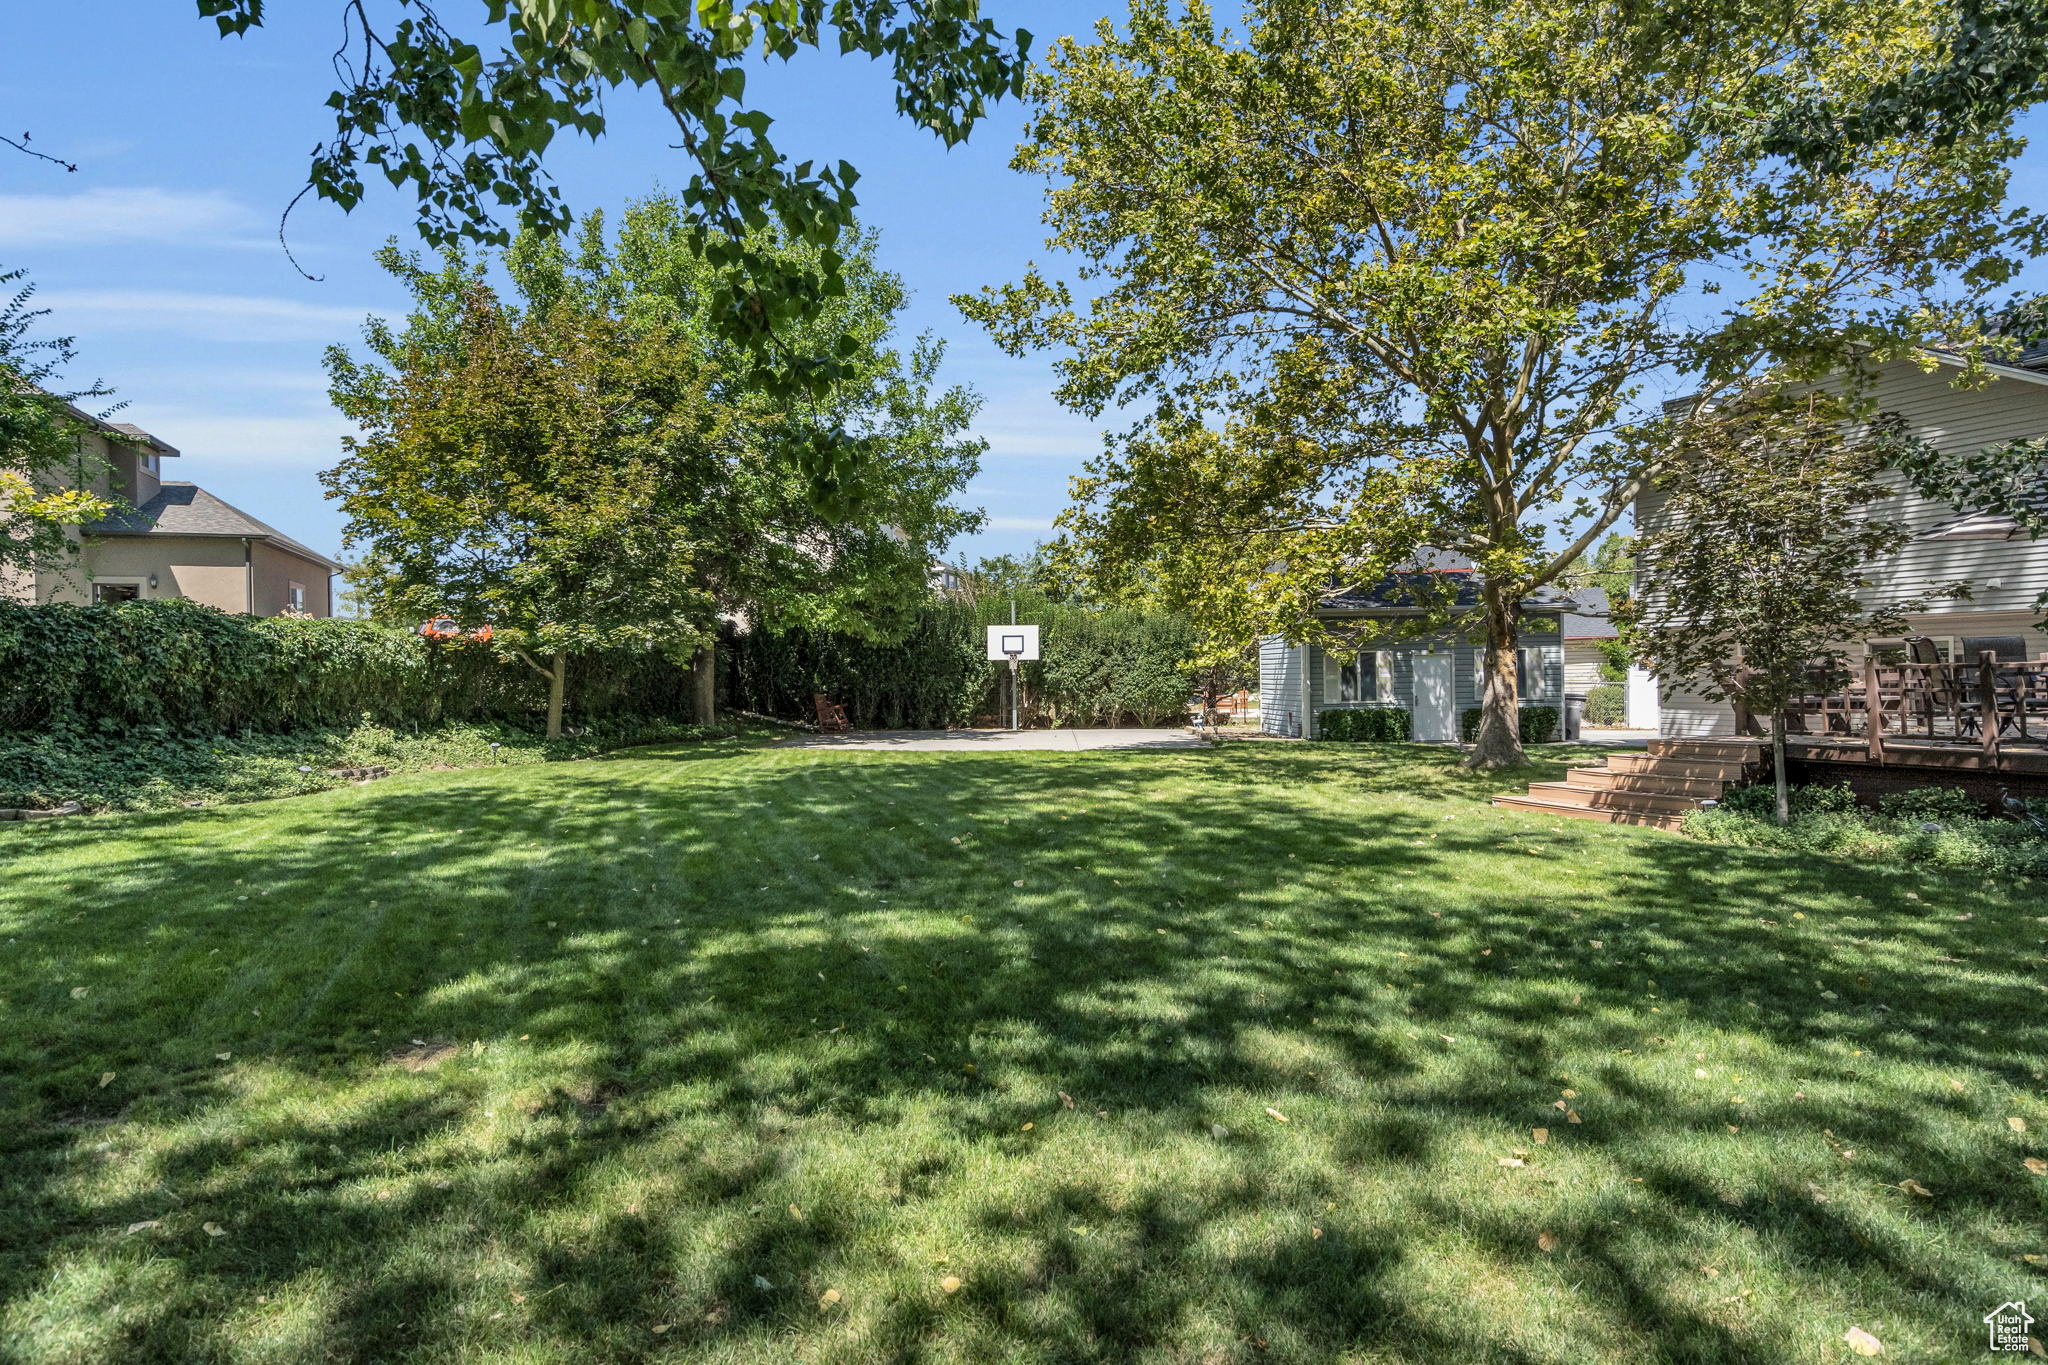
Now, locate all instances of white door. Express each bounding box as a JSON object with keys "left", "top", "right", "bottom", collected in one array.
[{"left": 1412, "top": 652, "right": 1456, "bottom": 742}]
